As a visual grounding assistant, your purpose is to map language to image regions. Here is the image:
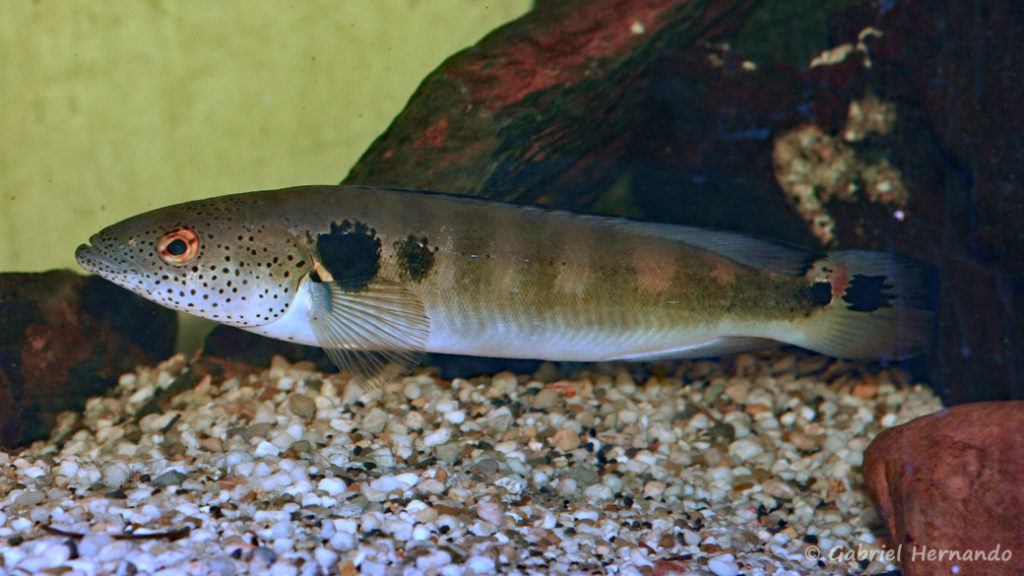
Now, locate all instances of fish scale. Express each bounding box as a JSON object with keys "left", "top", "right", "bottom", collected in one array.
[{"left": 77, "top": 185, "right": 936, "bottom": 383}]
